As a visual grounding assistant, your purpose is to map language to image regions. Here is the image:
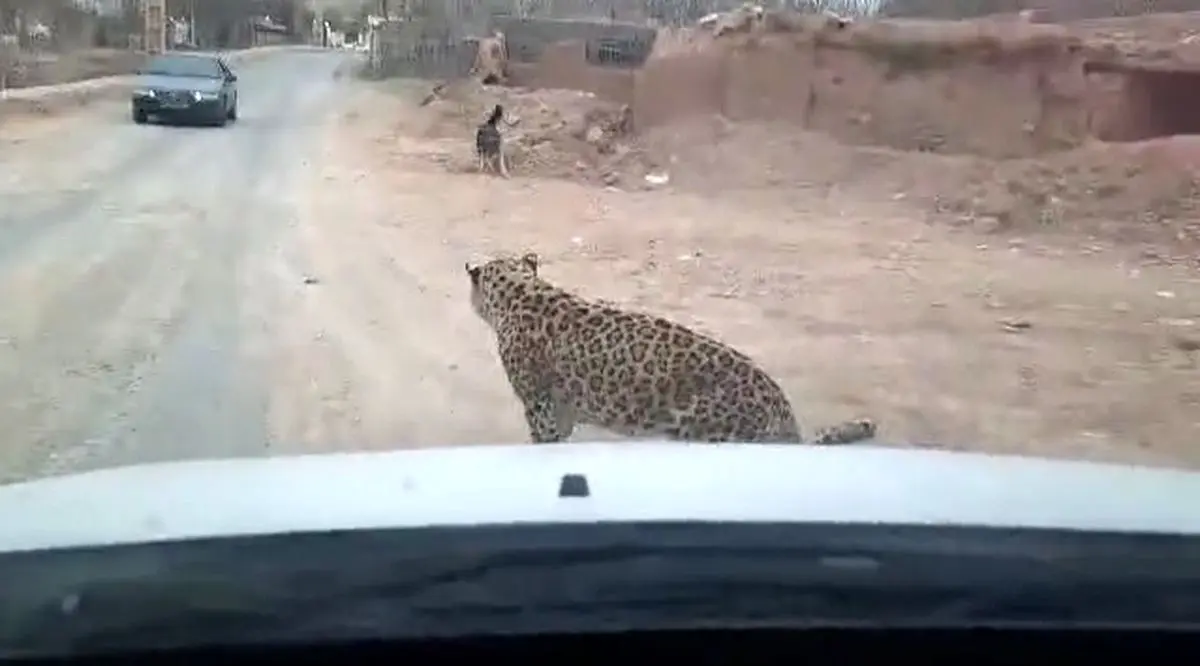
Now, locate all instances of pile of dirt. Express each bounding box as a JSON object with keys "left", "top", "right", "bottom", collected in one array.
[
  {"left": 416, "top": 80, "right": 653, "bottom": 187},
  {"left": 632, "top": 114, "right": 949, "bottom": 193},
  {"left": 633, "top": 115, "right": 1200, "bottom": 259},
  {"left": 937, "top": 137, "right": 1200, "bottom": 256}
]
